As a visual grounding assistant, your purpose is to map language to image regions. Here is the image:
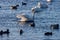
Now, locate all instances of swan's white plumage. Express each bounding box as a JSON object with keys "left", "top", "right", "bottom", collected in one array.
[
  {"left": 16, "top": 14, "right": 33, "bottom": 22},
  {"left": 31, "top": 2, "right": 48, "bottom": 13},
  {"left": 16, "top": 14, "right": 28, "bottom": 21}
]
